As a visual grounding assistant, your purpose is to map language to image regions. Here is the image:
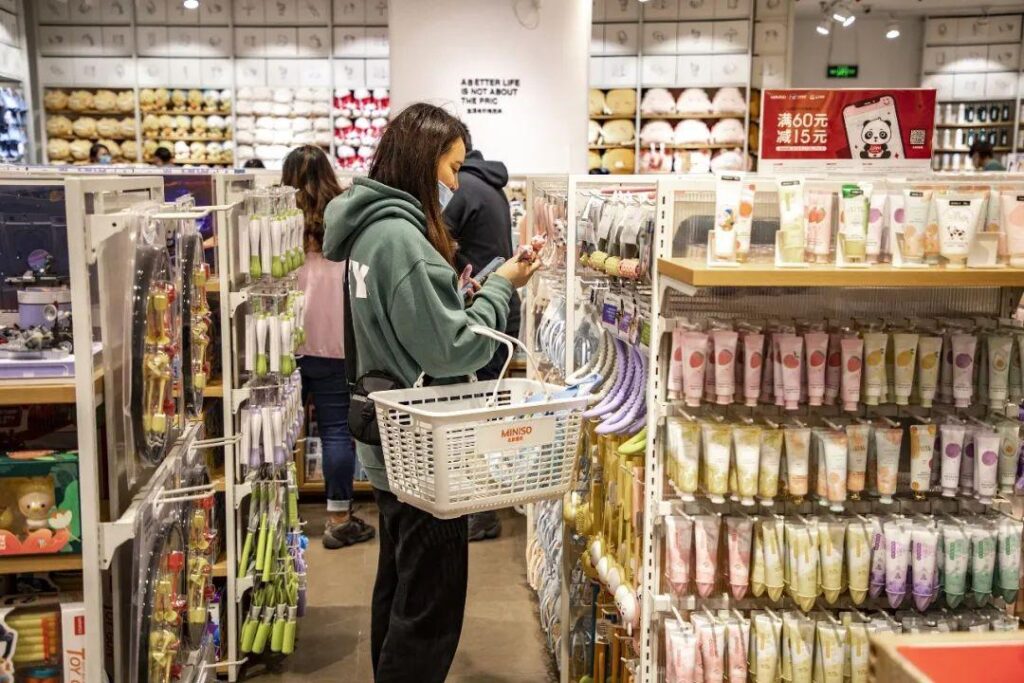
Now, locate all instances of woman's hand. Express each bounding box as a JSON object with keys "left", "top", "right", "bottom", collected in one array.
[{"left": 494, "top": 252, "right": 541, "bottom": 289}]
